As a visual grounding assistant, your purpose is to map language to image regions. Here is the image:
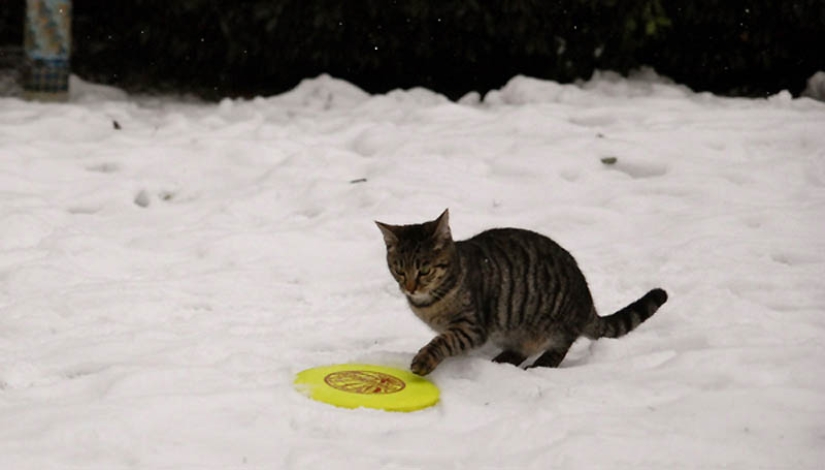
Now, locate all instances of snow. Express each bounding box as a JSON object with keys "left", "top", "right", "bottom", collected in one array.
[
  {"left": 803, "top": 71, "right": 825, "bottom": 102},
  {"left": 1, "top": 71, "right": 824, "bottom": 469}
]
